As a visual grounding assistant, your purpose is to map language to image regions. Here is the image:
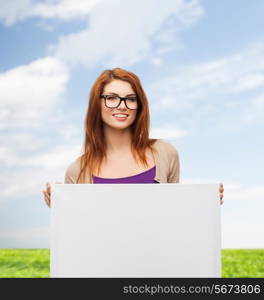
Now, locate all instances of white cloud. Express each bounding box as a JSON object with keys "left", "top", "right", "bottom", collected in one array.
[
  {"left": 0, "top": 0, "right": 31, "bottom": 26},
  {"left": 225, "top": 184, "right": 264, "bottom": 202},
  {"left": 232, "top": 73, "right": 264, "bottom": 92},
  {"left": 0, "top": 142, "right": 81, "bottom": 169},
  {"left": 150, "top": 126, "right": 189, "bottom": 140},
  {"left": 52, "top": 0, "right": 203, "bottom": 68},
  {"left": 181, "top": 178, "right": 225, "bottom": 184},
  {"left": 243, "top": 94, "right": 264, "bottom": 123},
  {"left": 0, "top": 0, "right": 103, "bottom": 26},
  {"left": 150, "top": 57, "right": 163, "bottom": 67},
  {"left": 0, "top": 167, "right": 62, "bottom": 201},
  {"left": 0, "top": 55, "right": 81, "bottom": 202},
  {"left": 31, "top": 0, "right": 103, "bottom": 20},
  {"left": 0, "top": 140, "right": 82, "bottom": 201},
  {"left": 0, "top": 56, "right": 69, "bottom": 129},
  {"left": 0, "top": 54, "right": 81, "bottom": 205},
  {"left": 0, "top": 166, "right": 62, "bottom": 200},
  {"left": 0, "top": 0, "right": 205, "bottom": 79},
  {"left": 0, "top": 226, "right": 49, "bottom": 248},
  {"left": 148, "top": 42, "right": 264, "bottom": 114},
  {"left": 25, "top": 144, "right": 82, "bottom": 169},
  {"left": 222, "top": 224, "right": 264, "bottom": 249}
]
